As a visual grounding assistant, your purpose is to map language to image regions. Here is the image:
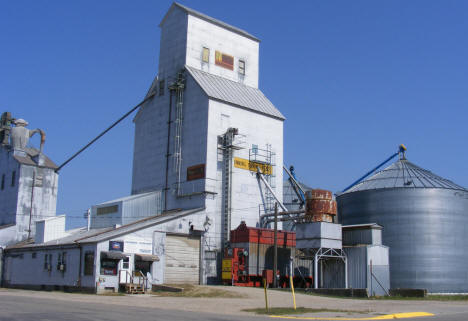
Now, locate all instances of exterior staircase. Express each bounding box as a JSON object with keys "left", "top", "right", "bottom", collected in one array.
[{"left": 124, "top": 283, "right": 145, "bottom": 294}]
